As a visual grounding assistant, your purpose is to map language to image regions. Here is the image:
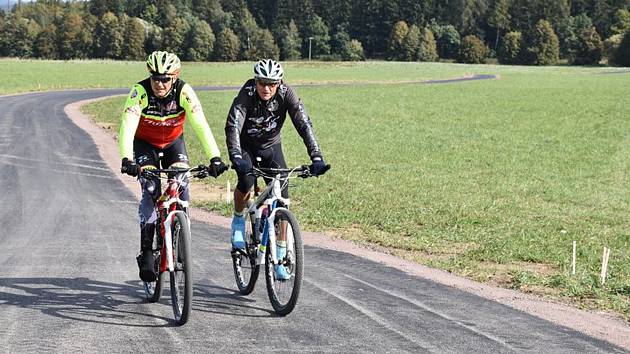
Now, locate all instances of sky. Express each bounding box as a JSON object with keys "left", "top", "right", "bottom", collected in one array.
[{"left": 2, "top": 0, "right": 36, "bottom": 12}]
